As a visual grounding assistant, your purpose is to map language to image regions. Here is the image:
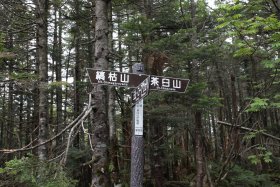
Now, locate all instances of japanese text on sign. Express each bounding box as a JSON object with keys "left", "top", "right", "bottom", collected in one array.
[
  {"left": 87, "top": 69, "right": 149, "bottom": 88},
  {"left": 134, "top": 100, "right": 143, "bottom": 135},
  {"left": 95, "top": 70, "right": 129, "bottom": 86},
  {"left": 149, "top": 76, "right": 189, "bottom": 92},
  {"left": 132, "top": 77, "right": 150, "bottom": 104}
]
